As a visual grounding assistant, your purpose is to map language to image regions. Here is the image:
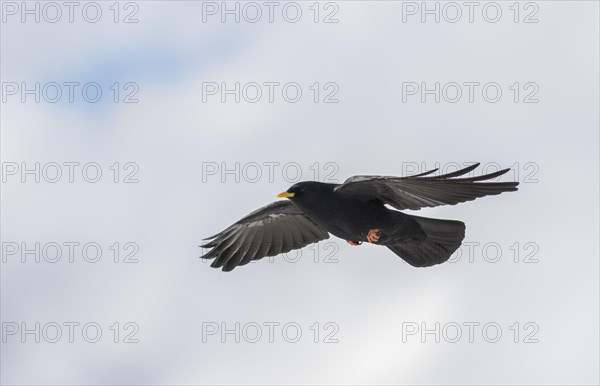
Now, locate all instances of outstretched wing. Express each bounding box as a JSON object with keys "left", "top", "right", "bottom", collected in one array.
[
  {"left": 200, "top": 201, "right": 329, "bottom": 271},
  {"left": 334, "top": 163, "right": 519, "bottom": 211}
]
